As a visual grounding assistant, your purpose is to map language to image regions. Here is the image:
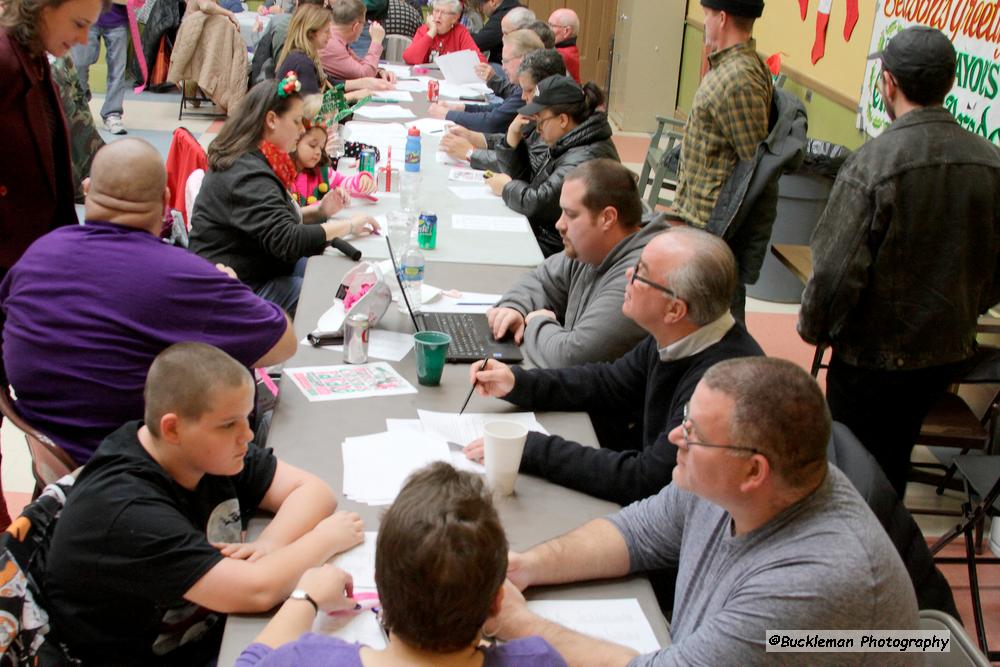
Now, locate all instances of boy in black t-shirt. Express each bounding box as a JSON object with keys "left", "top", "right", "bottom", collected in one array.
[{"left": 44, "top": 343, "right": 364, "bottom": 666}]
